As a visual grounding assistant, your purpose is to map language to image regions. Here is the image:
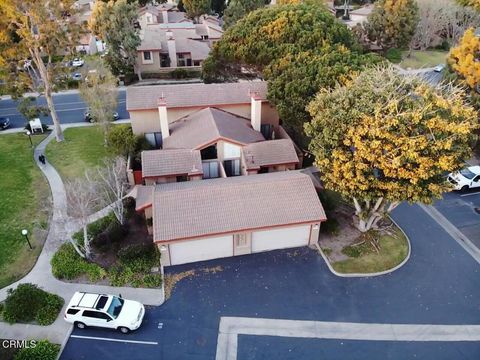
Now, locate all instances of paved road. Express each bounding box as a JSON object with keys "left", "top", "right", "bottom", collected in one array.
[
  {"left": 0, "top": 90, "right": 127, "bottom": 129},
  {"left": 434, "top": 190, "right": 480, "bottom": 249},
  {"left": 60, "top": 203, "right": 480, "bottom": 360}
]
